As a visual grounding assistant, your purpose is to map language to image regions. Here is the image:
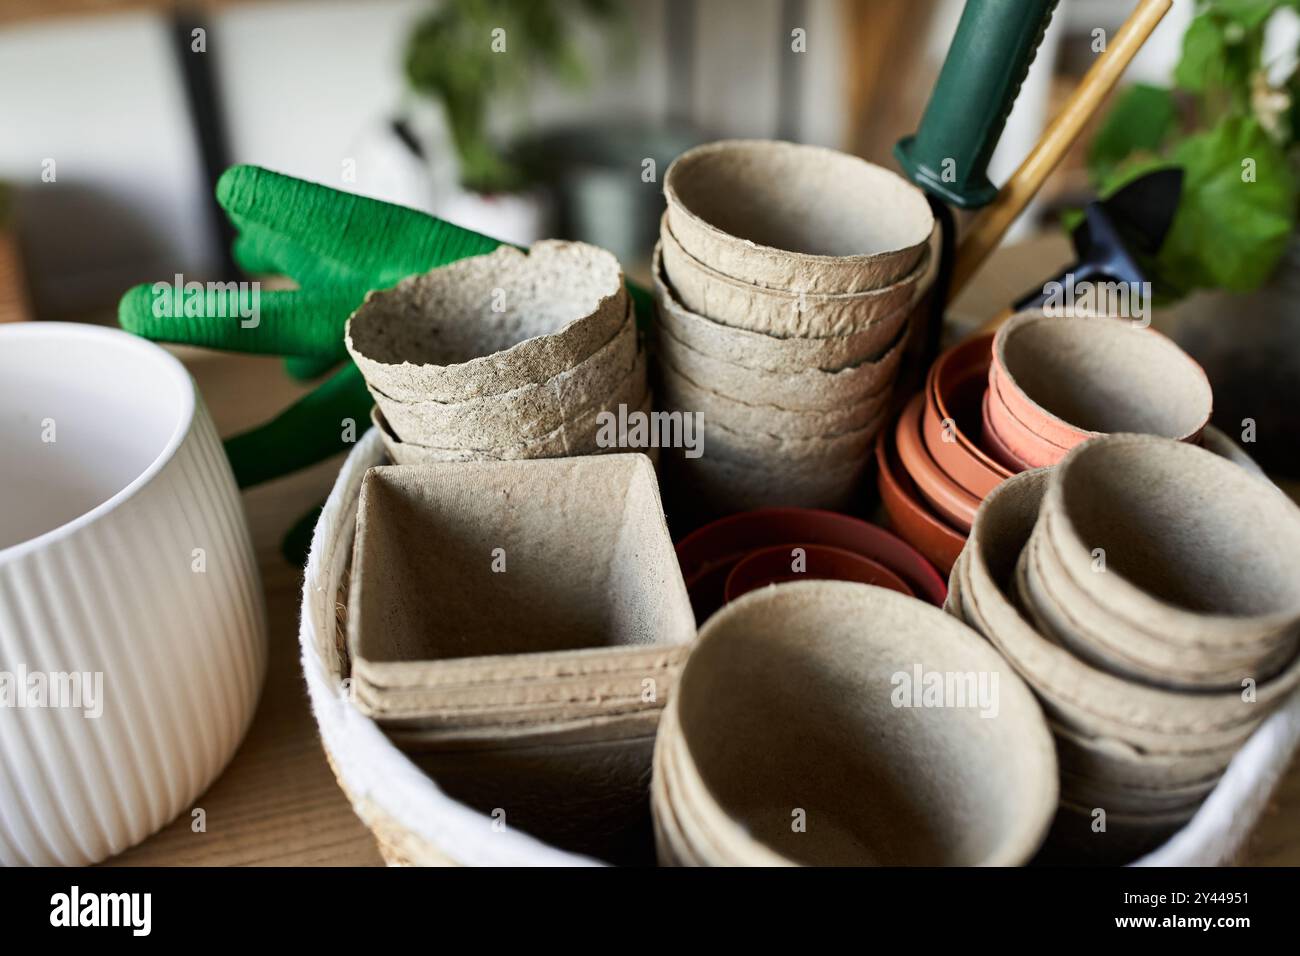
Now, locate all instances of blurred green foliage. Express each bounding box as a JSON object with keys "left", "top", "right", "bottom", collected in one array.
[
  {"left": 405, "top": 0, "right": 625, "bottom": 193},
  {"left": 1084, "top": 0, "right": 1300, "bottom": 298}
]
